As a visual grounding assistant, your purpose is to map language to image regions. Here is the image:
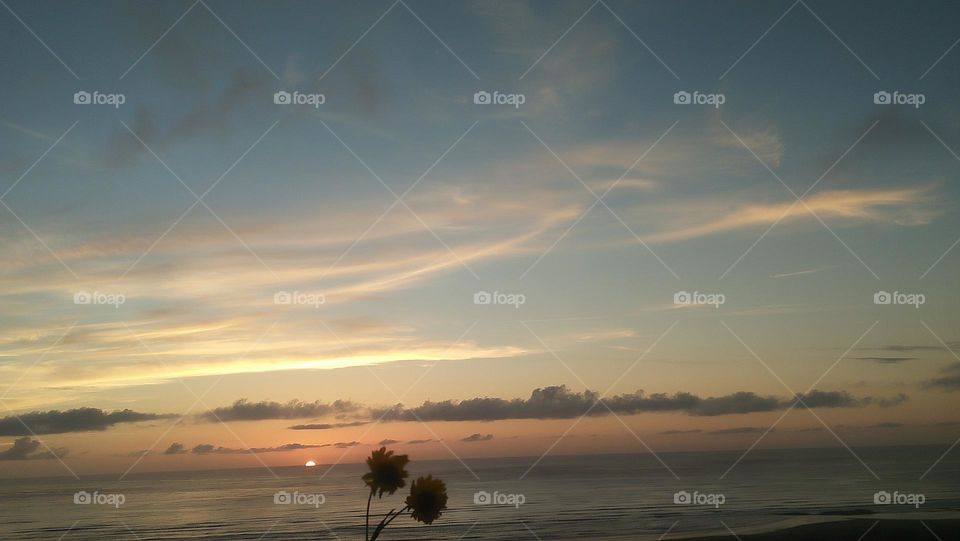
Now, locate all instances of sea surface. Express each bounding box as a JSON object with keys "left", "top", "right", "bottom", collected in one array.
[{"left": 1, "top": 445, "right": 958, "bottom": 540}]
